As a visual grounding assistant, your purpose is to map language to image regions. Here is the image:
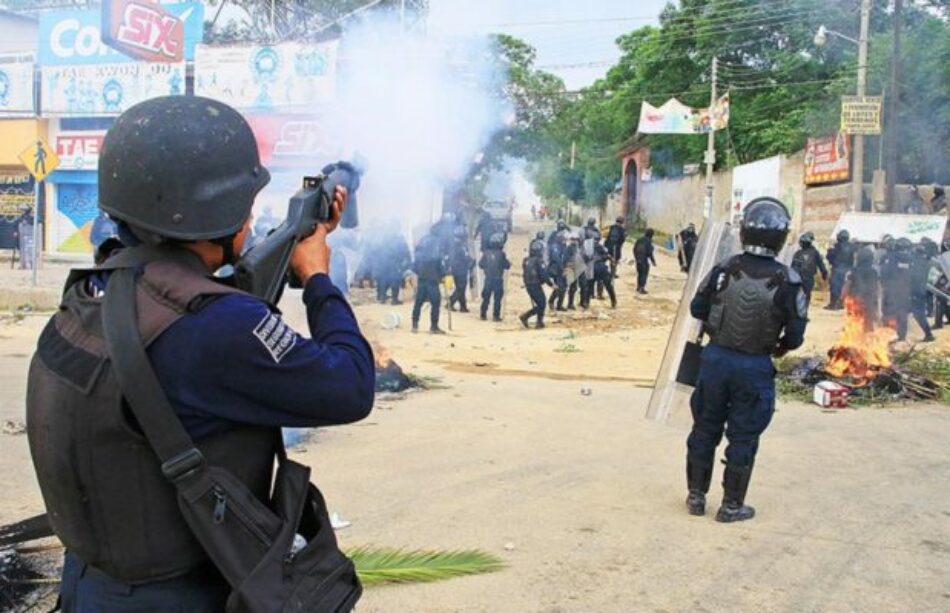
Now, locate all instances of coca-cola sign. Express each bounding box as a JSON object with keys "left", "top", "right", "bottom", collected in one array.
[{"left": 101, "top": 0, "right": 184, "bottom": 63}]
